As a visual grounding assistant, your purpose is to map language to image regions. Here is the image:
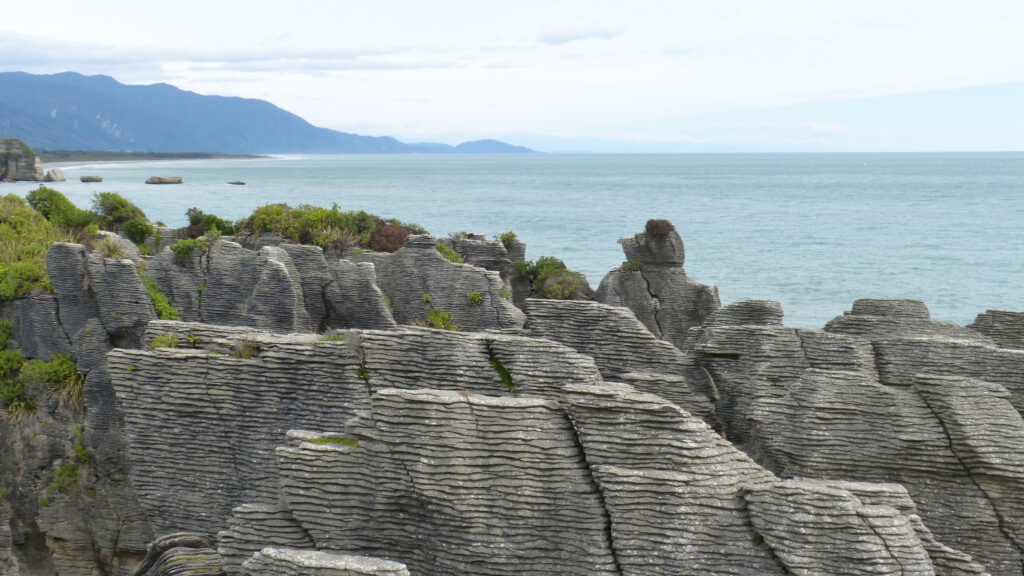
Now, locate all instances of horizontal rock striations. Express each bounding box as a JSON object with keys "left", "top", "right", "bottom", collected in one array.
[
  {"left": 0, "top": 137, "right": 43, "bottom": 181},
  {"left": 688, "top": 297, "right": 1024, "bottom": 575},
  {"left": 241, "top": 548, "right": 410, "bottom": 576}
]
